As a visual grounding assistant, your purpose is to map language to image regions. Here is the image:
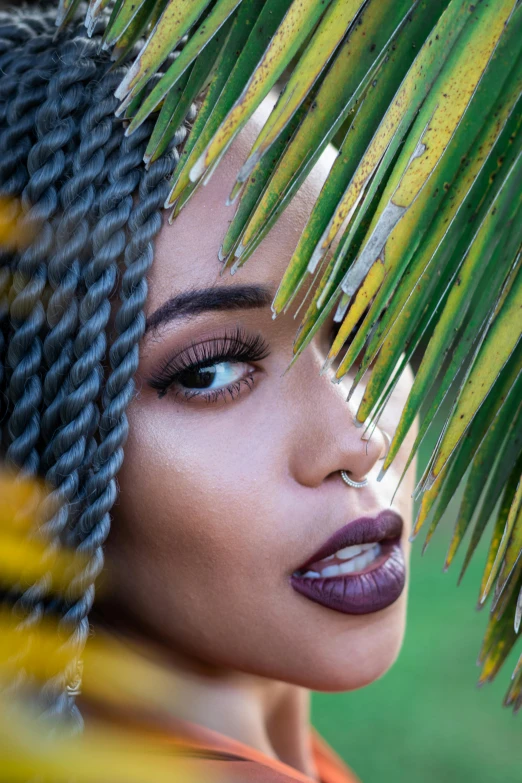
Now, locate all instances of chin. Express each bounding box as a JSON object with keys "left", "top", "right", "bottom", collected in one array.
[{"left": 292, "top": 596, "right": 408, "bottom": 693}]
